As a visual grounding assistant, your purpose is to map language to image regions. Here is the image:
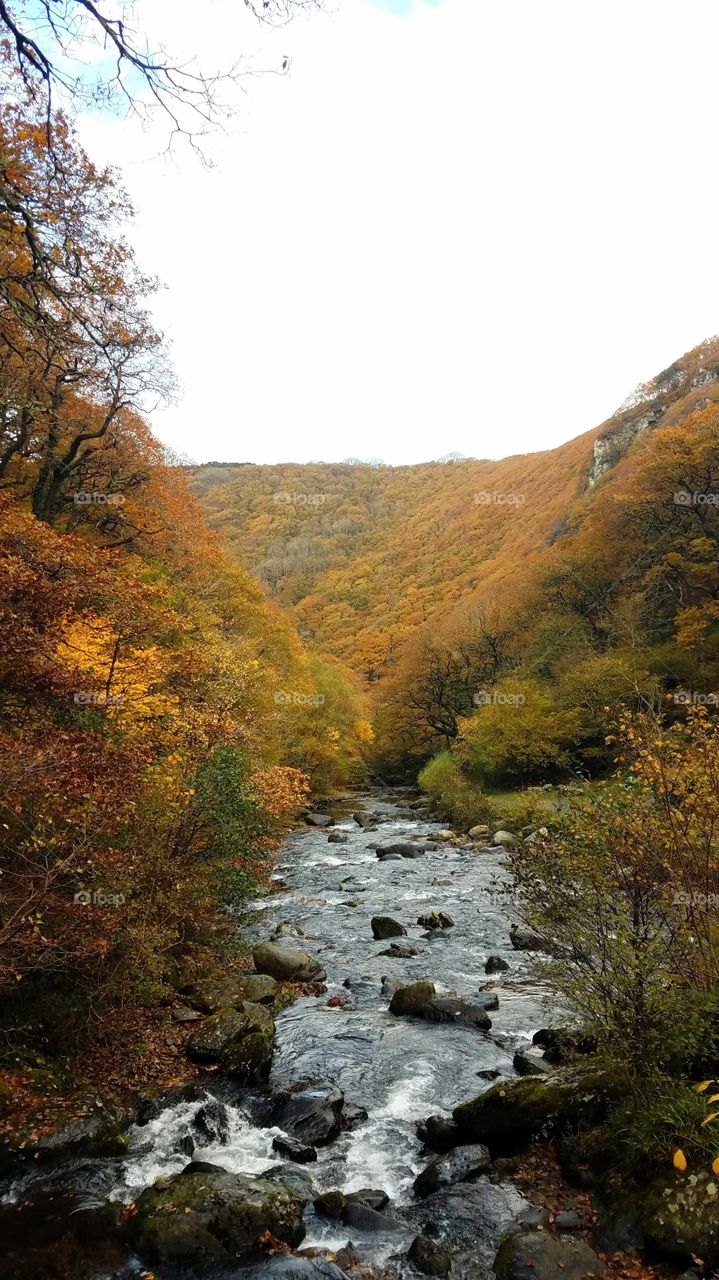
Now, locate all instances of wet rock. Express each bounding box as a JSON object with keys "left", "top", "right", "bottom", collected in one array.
[
  {"left": 416, "top": 1114, "right": 462, "bottom": 1153},
  {"left": 413, "top": 1144, "right": 491, "bottom": 1198},
  {"left": 342, "top": 1102, "right": 369, "bottom": 1128},
  {"left": 492, "top": 831, "right": 516, "bottom": 847},
  {"left": 236, "top": 1257, "right": 352, "bottom": 1280},
  {"left": 493, "top": 1230, "right": 607, "bottom": 1280},
  {"left": 272, "top": 1134, "right": 317, "bottom": 1163},
  {"left": 532, "top": 1027, "right": 598, "bottom": 1064},
  {"left": 417, "top": 910, "right": 454, "bottom": 930},
  {"left": 273, "top": 922, "right": 303, "bottom": 940},
  {"left": 371, "top": 915, "right": 407, "bottom": 939},
  {"left": 408, "top": 1234, "right": 452, "bottom": 1276},
  {"left": 186, "top": 1003, "right": 275, "bottom": 1083},
  {"left": 273, "top": 1082, "right": 345, "bottom": 1147},
  {"left": 380, "top": 941, "right": 424, "bottom": 958},
  {"left": 346, "top": 1188, "right": 390, "bottom": 1211},
  {"left": 340, "top": 1201, "right": 404, "bottom": 1233},
  {"left": 421, "top": 996, "right": 492, "bottom": 1031},
  {"left": 452, "top": 1067, "right": 622, "bottom": 1151},
  {"left": 513, "top": 1051, "right": 553, "bottom": 1077},
  {"left": 381, "top": 976, "right": 397, "bottom": 998},
  {"left": 475, "top": 992, "right": 500, "bottom": 1011},
  {"left": 485, "top": 955, "right": 510, "bottom": 974},
  {"left": 389, "top": 981, "right": 436, "bottom": 1016},
  {"left": 131, "top": 1167, "right": 305, "bottom": 1266},
  {"left": 328, "top": 831, "right": 349, "bottom": 844},
  {"left": 263, "top": 1164, "right": 317, "bottom": 1200},
  {"left": 314, "top": 1189, "right": 346, "bottom": 1218},
  {"left": 183, "top": 973, "right": 278, "bottom": 1013},
  {"left": 353, "top": 812, "right": 378, "bottom": 830},
  {"left": 477, "top": 1068, "right": 501, "bottom": 1082},
  {"left": 22, "top": 1106, "right": 130, "bottom": 1162},
  {"left": 192, "top": 1098, "right": 230, "bottom": 1145},
  {"left": 253, "top": 942, "right": 326, "bottom": 983},
  {"left": 306, "top": 813, "right": 334, "bottom": 827},
  {"left": 509, "top": 923, "right": 560, "bottom": 956},
  {"left": 377, "top": 850, "right": 404, "bottom": 861}
]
